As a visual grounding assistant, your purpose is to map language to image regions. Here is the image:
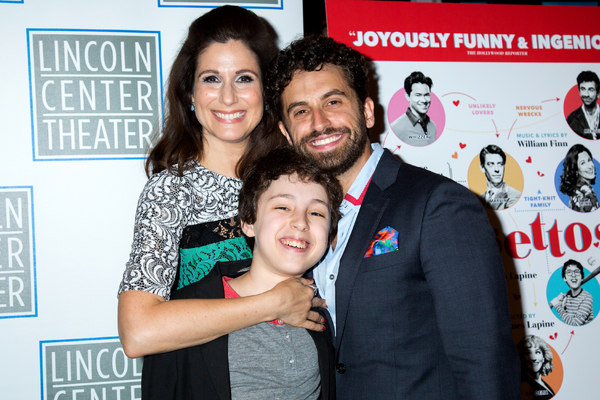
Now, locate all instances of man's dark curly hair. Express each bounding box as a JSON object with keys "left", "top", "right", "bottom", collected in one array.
[
  {"left": 266, "top": 35, "right": 369, "bottom": 122},
  {"left": 238, "top": 146, "right": 343, "bottom": 244},
  {"left": 404, "top": 71, "right": 433, "bottom": 95},
  {"left": 577, "top": 70, "right": 600, "bottom": 91}
]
